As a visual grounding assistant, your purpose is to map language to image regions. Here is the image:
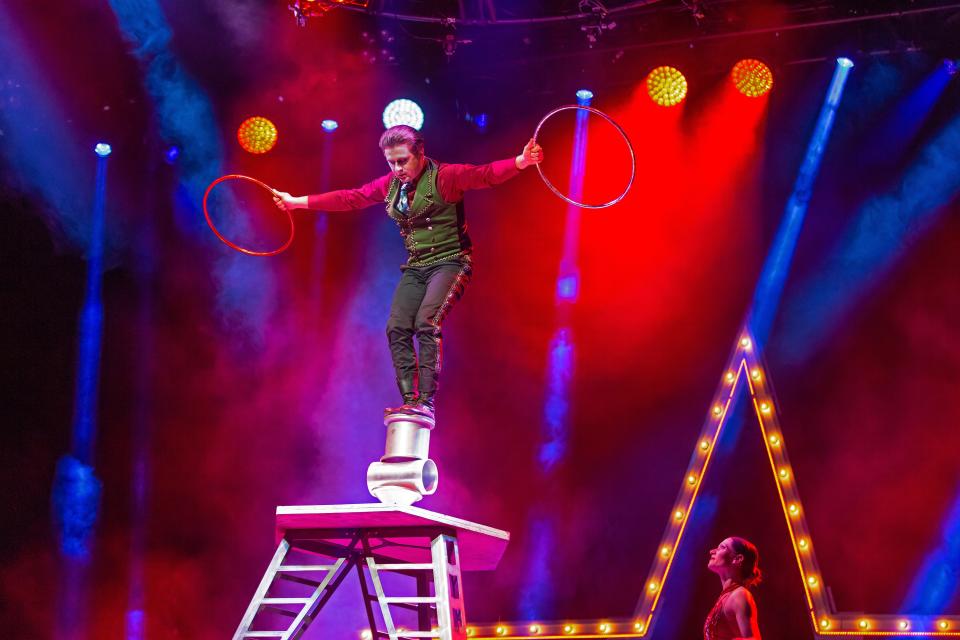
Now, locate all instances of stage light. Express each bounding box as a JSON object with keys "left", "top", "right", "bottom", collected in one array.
[
  {"left": 634, "top": 621, "right": 645, "bottom": 632},
  {"left": 646, "top": 66, "right": 687, "bottom": 107},
  {"left": 673, "top": 509, "right": 684, "bottom": 521},
  {"left": 939, "top": 620, "right": 951, "bottom": 630},
  {"left": 725, "top": 371, "right": 735, "bottom": 383},
  {"left": 94, "top": 142, "right": 112, "bottom": 157},
  {"left": 496, "top": 625, "right": 507, "bottom": 636},
  {"left": 699, "top": 439, "right": 710, "bottom": 451},
  {"left": 778, "top": 468, "right": 789, "bottom": 480},
  {"left": 383, "top": 98, "right": 424, "bottom": 130},
  {"left": 648, "top": 581, "right": 659, "bottom": 593},
  {"left": 788, "top": 503, "right": 799, "bottom": 516},
  {"left": 712, "top": 404, "right": 724, "bottom": 417},
  {"left": 599, "top": 622, "right": 612, "bottom": 634},
  {"left": 768, "top": 434, "right": 780, "bottom": 446},
  {"left": 759, "top": 402, "right": 772, "bottom": 414},
  {"left": 819, "top": 618, "right": 831, "bottom": 630},
  {"left": 798, "top": 538, "right": 808, "bottom": 550},
  {"left": 837, "top": 57, "right": 855, "bottom": 69},
  {"left": 858, "top": 618, "right": 870, "bottom": 630},
  {"left": 529, "top": 624, "right": 541, "bottom": 634},
  {"left": 731, "top": 59, "right": 773, "bottom": 97},
  {"left": 807, "top": 575, "right": 819, "bottom": 587},
  {"left": 576, "top": 88, "right": 594, "bottom": 104},
  {"left": 898, "top": 620, "right": 910, "bottom": 631},
  {"left": 467, "top": 628, "right": 476, "bottom": 636},
  {"left": 321, "top": 119, "right": 338, "bottom": 132},
  {"left": 164, "top": 146, "right": 179, "bottom": 164},
  {"left": 739, "top": 337, "right": 752, "bottom": 349},
  {"left": 237, "top": 116, "right": 278, "bottom": 154},
  {"left": 360, "top": 630, "right": 372, "bottom": 640},
  {"left": 660, "top": 545, "right": 671, "bottom": 558},
  {"left": 750, "top": 368, "right": 761, "bottom": 380},
  {"left": 563, "top": 624, "right": 575, "bottom": 634},
  {"left": 687, "top": 473, "right": 697, "bottom": 485},
  {"left": 946, "top": 59, "right": 958, "bottom": 76}
]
